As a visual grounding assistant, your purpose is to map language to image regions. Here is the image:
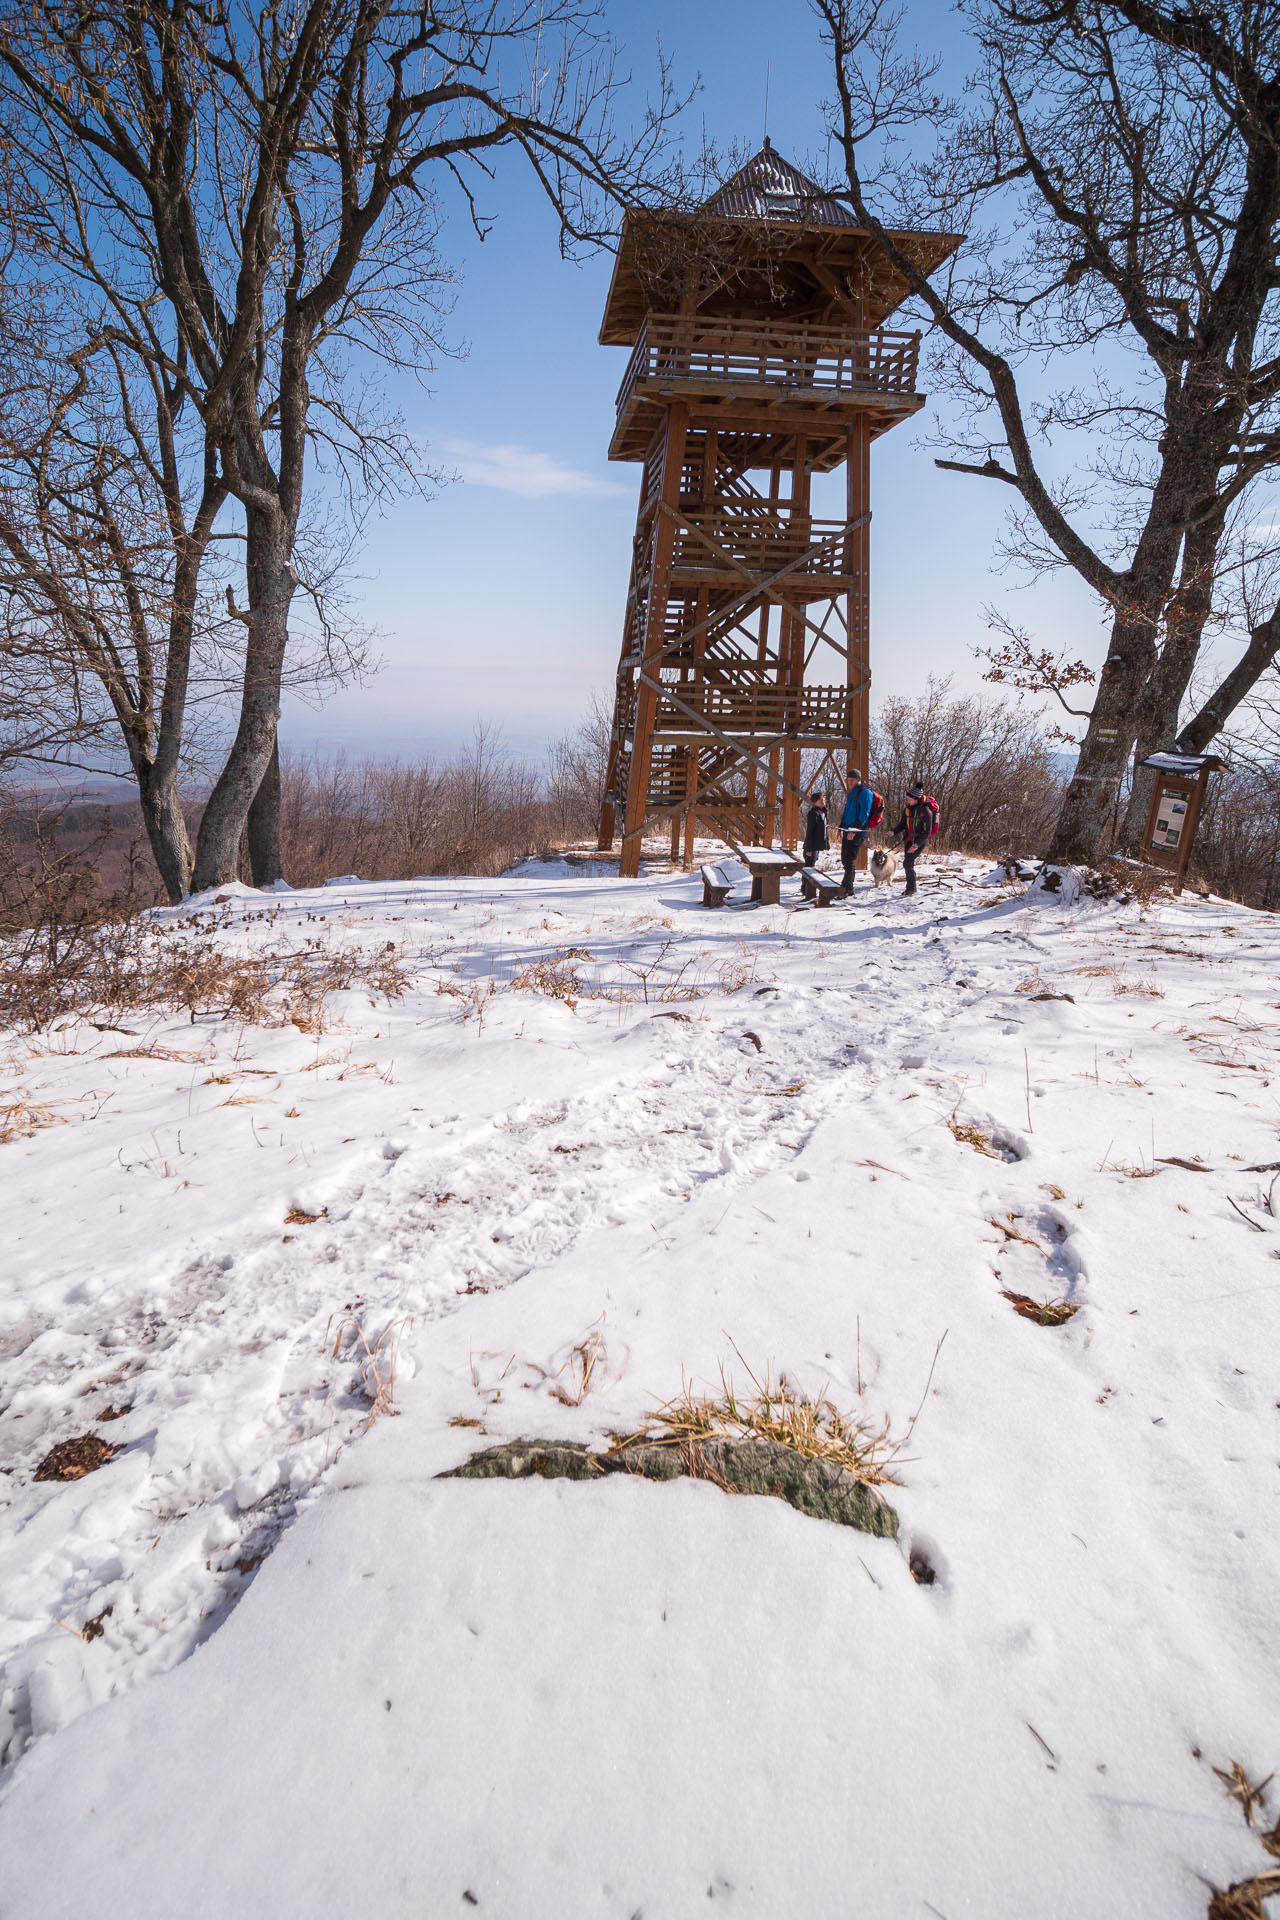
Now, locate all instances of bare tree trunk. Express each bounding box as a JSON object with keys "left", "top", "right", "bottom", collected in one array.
[
  {"left": 247, "top": 737, "right": 282, "bottom": 887},
  {"left": 1120, "top": 515, "right": 1224, "bottom": 851},
  {"left": 1045, "top": 605, "right": 1161, "bottom": 864},
  {"left": 191, "top": 502, "right": 294, "bottom": 890},
  {"left": 135, "top": 762, "right": 193, "bottom": 902}
]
